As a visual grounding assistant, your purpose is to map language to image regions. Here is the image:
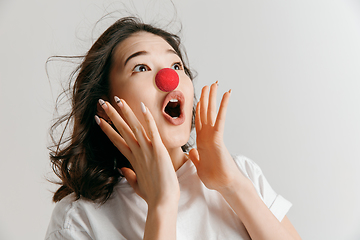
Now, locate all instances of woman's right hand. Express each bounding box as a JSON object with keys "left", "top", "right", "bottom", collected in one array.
[{"left": 96, "top": 97, "right": 180, "bottom": 208}]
